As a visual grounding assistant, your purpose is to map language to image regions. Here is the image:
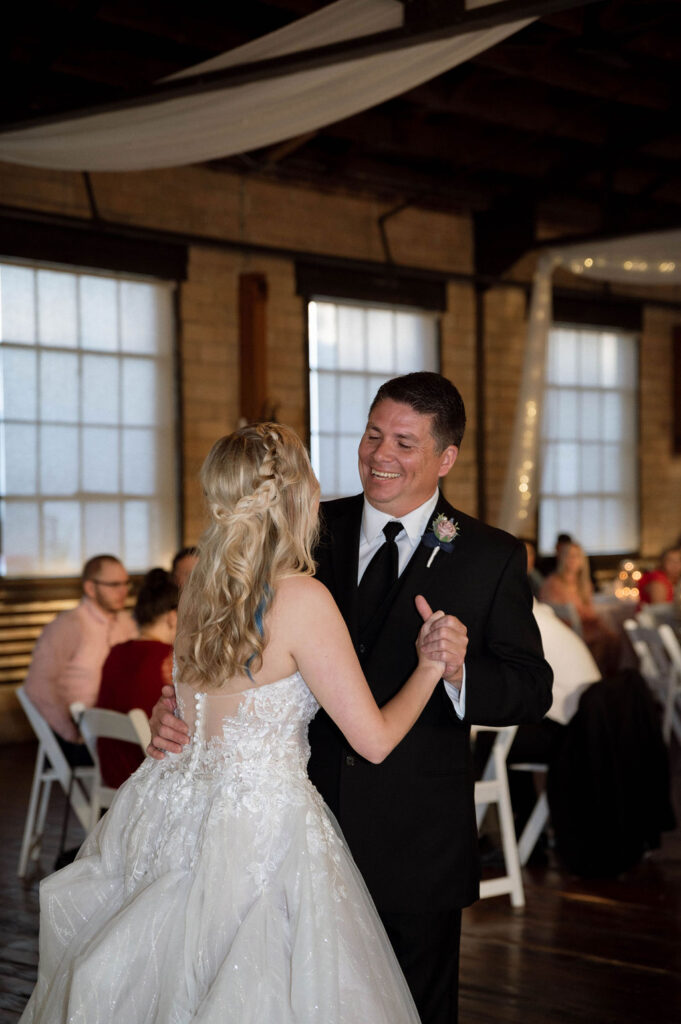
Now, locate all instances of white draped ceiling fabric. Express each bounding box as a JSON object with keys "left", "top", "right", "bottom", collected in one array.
[
  {"left": 0, "top": 0, "right": 532, "bottom": 173},
  {"left": 498, "top": 229, "right": 681, "bottom": 536}
]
